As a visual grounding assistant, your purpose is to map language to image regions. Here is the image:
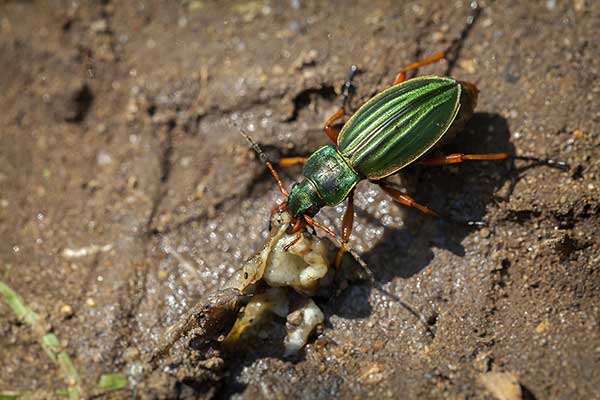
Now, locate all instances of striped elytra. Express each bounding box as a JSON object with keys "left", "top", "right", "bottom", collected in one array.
[{"left": 337, "top": 76, "right": 461, "bottom": 179}]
